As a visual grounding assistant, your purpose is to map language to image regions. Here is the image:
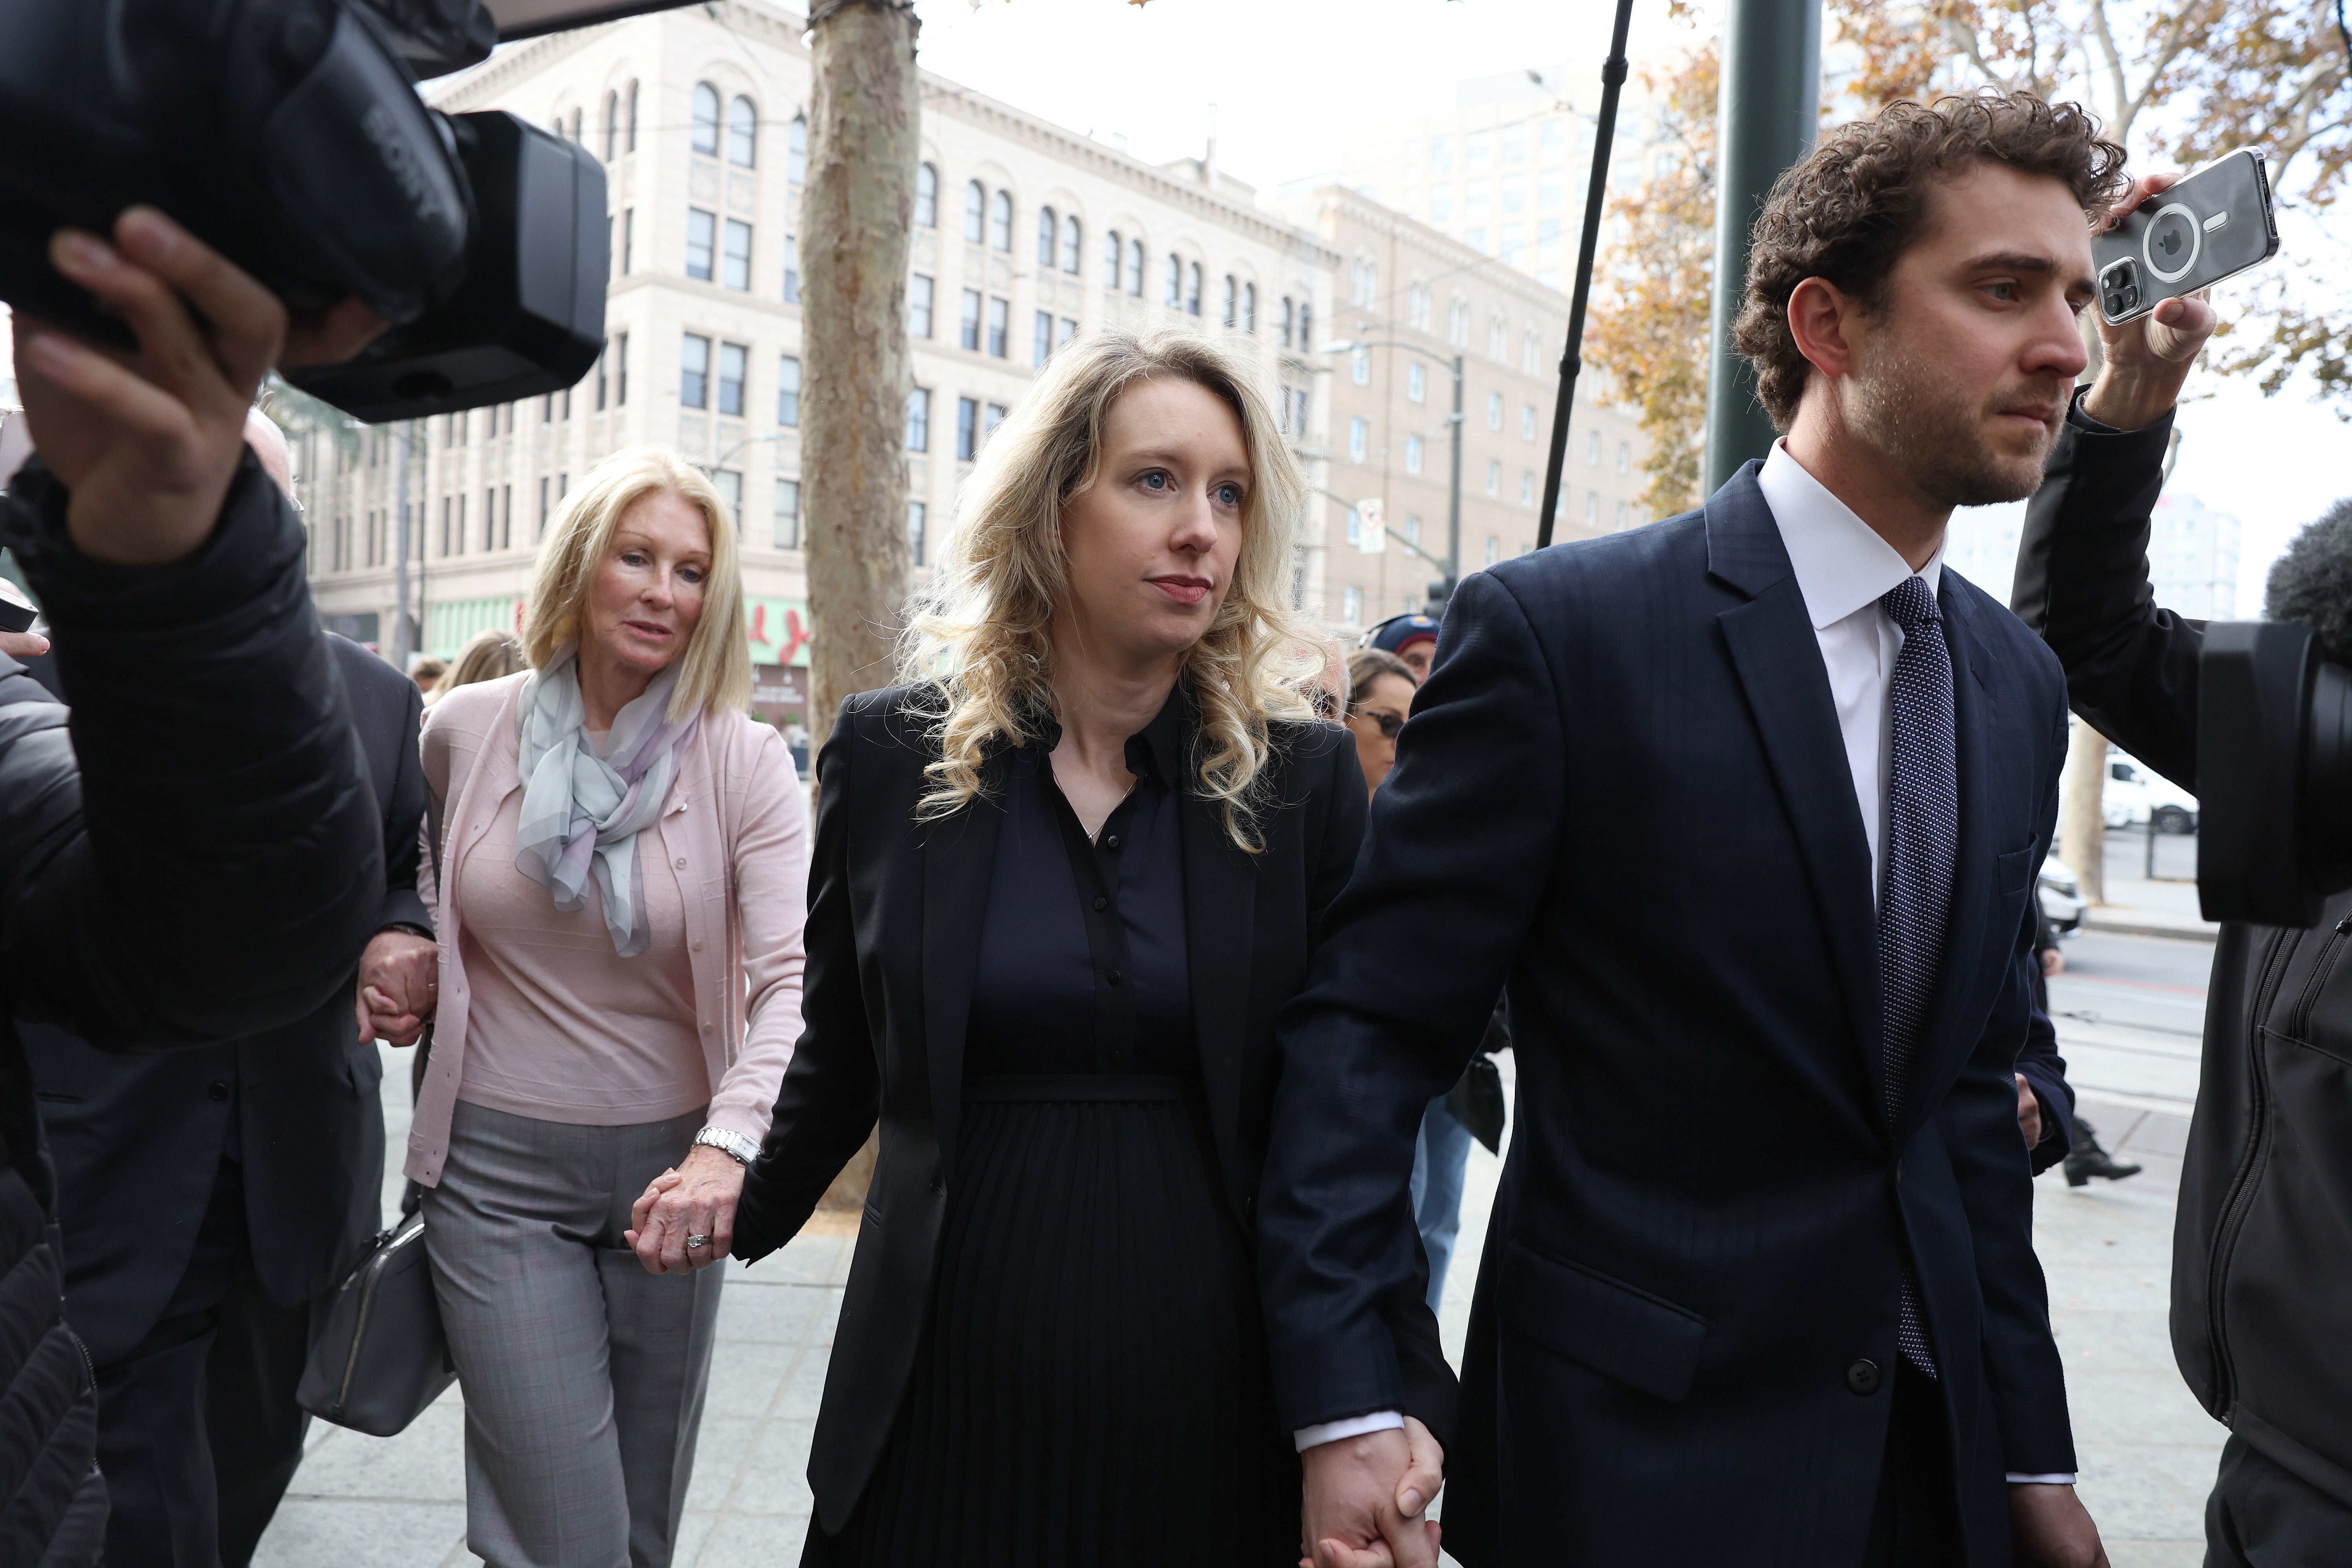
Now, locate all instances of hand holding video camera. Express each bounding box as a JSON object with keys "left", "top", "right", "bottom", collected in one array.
[{"left": 13, "top": 208, "right": 383, "bottom": 568}]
